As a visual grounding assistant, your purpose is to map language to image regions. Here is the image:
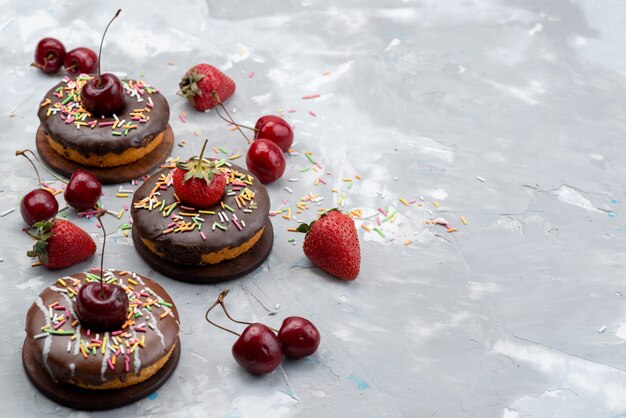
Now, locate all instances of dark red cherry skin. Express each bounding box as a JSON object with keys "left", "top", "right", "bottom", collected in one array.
[
  {"left": 64, "top": 47, "right": 98, "bottom": 75},
  {"left": 278, "top": 316, "right": 321, "bottom": 358},
  {"left": 81, "top": 73, "right": 125, "bottom": 116},
  {"left": 254, "top": 115, "right": 294, "bottom": 152},
  {"left": 246, "top": 139, "right": 286, "bottom": 184},
  {"left": 33, "top": 38, "right": 66, "bottom": 74},
  {"left": 64, "top": 171, "right": 102, "bottom": 211},
  {"left": 76, "top": 281, "right": 129, "bottom": 331},
  {"left": 20, "top": 189, "right": 58, "bottom": 225},
  {"left": 232, "top": 323, "right": 283, "bottom": 375}
]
